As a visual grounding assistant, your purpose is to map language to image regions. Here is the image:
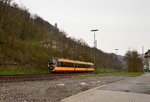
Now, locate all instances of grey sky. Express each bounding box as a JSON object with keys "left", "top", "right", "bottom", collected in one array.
[{"left": 14, "top": 0, "right": 150, "bottom": 55}]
